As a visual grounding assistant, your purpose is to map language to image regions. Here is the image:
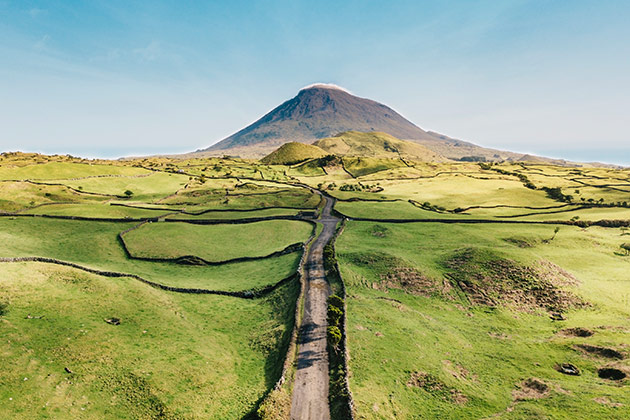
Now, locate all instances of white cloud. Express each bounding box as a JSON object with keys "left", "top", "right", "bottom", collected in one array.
[
  {"left": 300, "top": 83, "right": 352, "bottom": 94},
  {"left": 34, "top": 34, "right": 50, "bottom": 51},
  {"left": 133, "top": 41, "right": 161, "bottom": 61},
  {"left": 28, "top": 7, "right": 46, "bottom": 17}
]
